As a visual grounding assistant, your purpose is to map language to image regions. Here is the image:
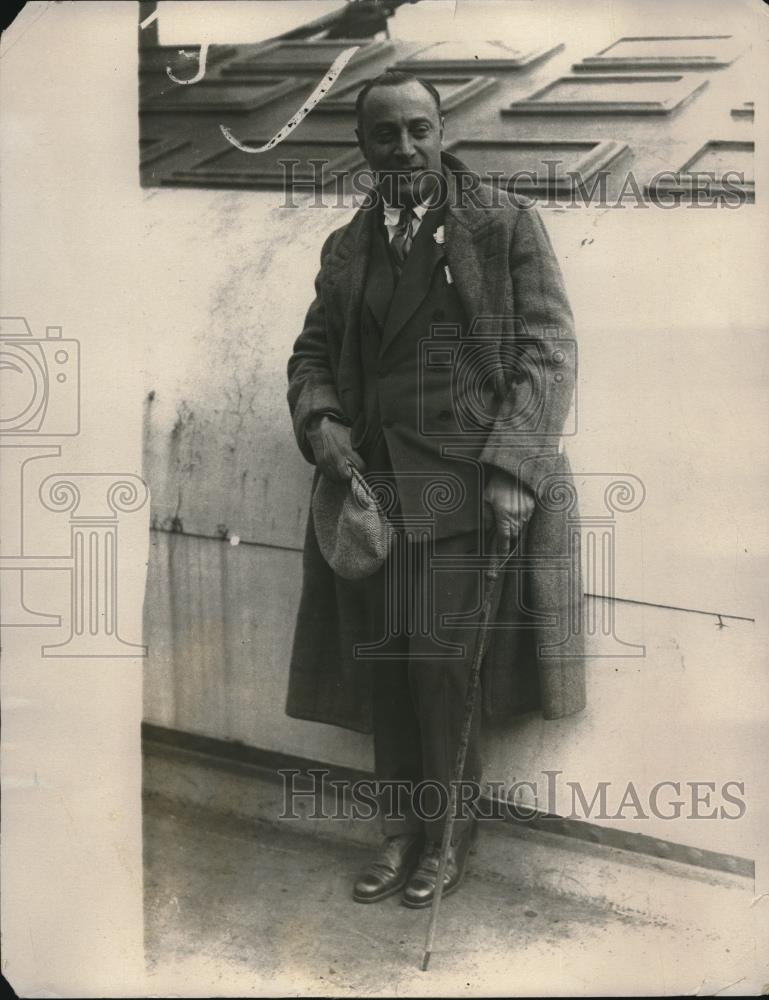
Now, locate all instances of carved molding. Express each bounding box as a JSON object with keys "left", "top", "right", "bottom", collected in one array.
[
  {"left": 168, "top": 139, "right": 363, "bottom": 190},
  {"left": 221, "top": 38, "right": 392, "bottom": 75},
  {"left": 730, "top": 101, "right": 754, "bottom": 120},
  {"left": 646, "top": 140, "right": 754, "bottom": 201},
  {"left": 503, "top": 73, "right": 708, "bottom": 115},
  {"left": 140, "top": 76, "right": 301, "bottom": 115},
  {"left": 138, "top": 45, "right": 237, "bottom": 77},
  {"left": 139, "top": 136, "right": 191, "bottom": 167},
  {"left": 573, "top": 34, "right": 745, "bottom": 71},
  {"left": 314, "top": 73, "right": 497, "bottom": 113},
  {"left": 394, "top": 39, "right": 563, "bottom": 72},
  {"left": 443, "top": 138, "right": 628, "bottom": 196}
]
